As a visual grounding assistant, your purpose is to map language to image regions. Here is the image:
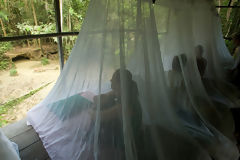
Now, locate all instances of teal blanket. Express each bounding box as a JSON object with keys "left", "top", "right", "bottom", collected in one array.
[{"left": 47, "top": 94, "right": 93, "bottom": 121}]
